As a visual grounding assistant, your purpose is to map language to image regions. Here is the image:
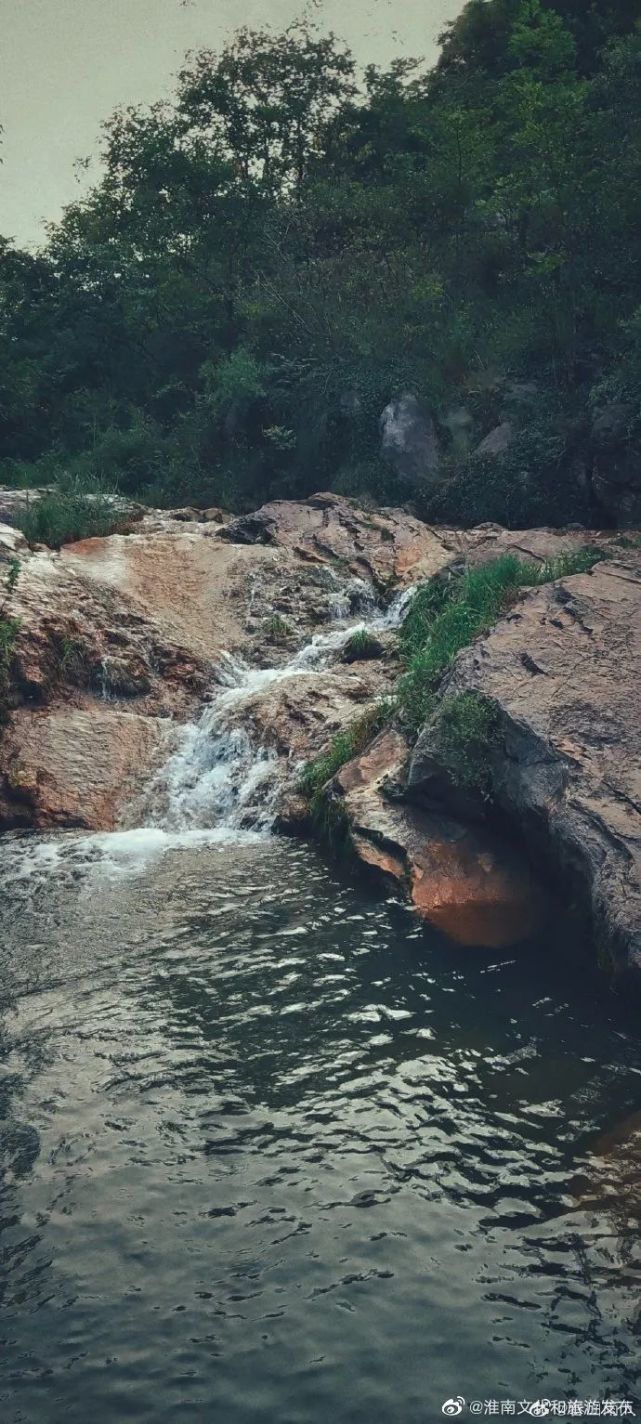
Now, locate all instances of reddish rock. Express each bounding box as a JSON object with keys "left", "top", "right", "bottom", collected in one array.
[
  {"left": 331, "top": 729, "right": 544, "bottom": 949},
  {"left": 2, "top": 708, "right": 175, "bottom": 830},
  {"left": 410, "top": 553, "right": 641, "bottom": 977}
]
